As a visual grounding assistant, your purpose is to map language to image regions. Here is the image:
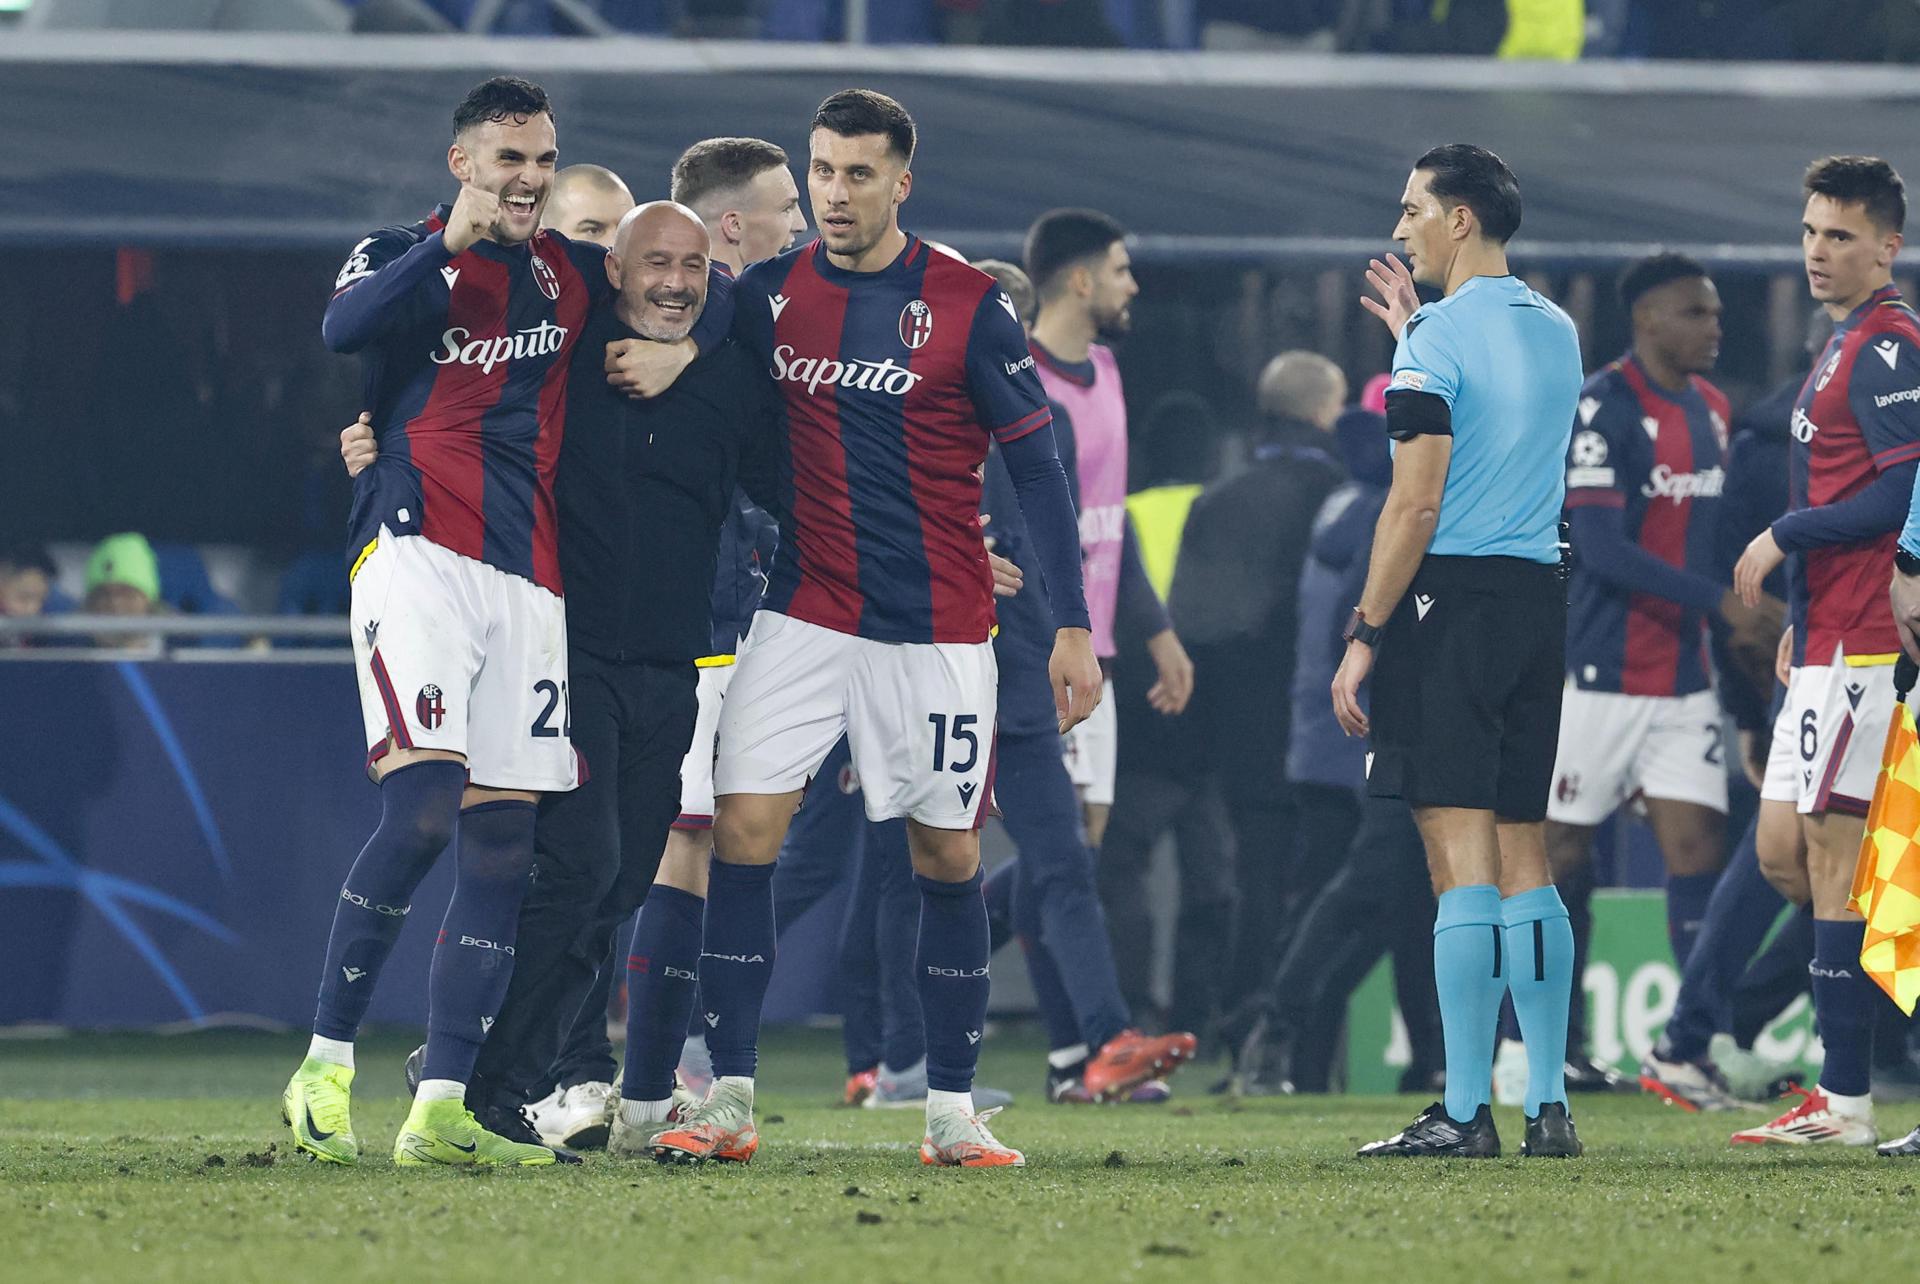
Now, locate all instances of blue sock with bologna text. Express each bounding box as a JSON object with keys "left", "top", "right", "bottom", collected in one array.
[
  {"left": 420, "top": 800, "right": 537, "bottom": 1085},
  {"left": 312, "top": 761, "right": 464, "bottom": 1045},
  {"left": 915, "top": 869, "right": 992, "bottom": 1096},
  {"left": 623, "top": 886, "right": 706, "bottom": 1103},
  {"left": 699, "top": 858, "right": 777, "bottom": 1080}
]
